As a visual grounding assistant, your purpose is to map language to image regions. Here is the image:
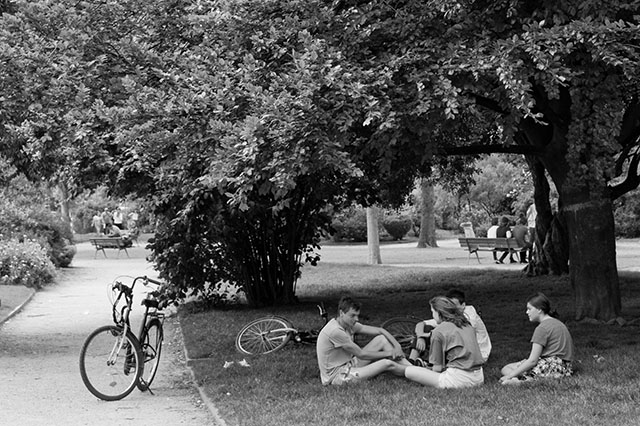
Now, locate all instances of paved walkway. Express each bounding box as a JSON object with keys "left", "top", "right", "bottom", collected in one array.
[{"left": 0, "top": 243, "right": 218, "bottom": 426}]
